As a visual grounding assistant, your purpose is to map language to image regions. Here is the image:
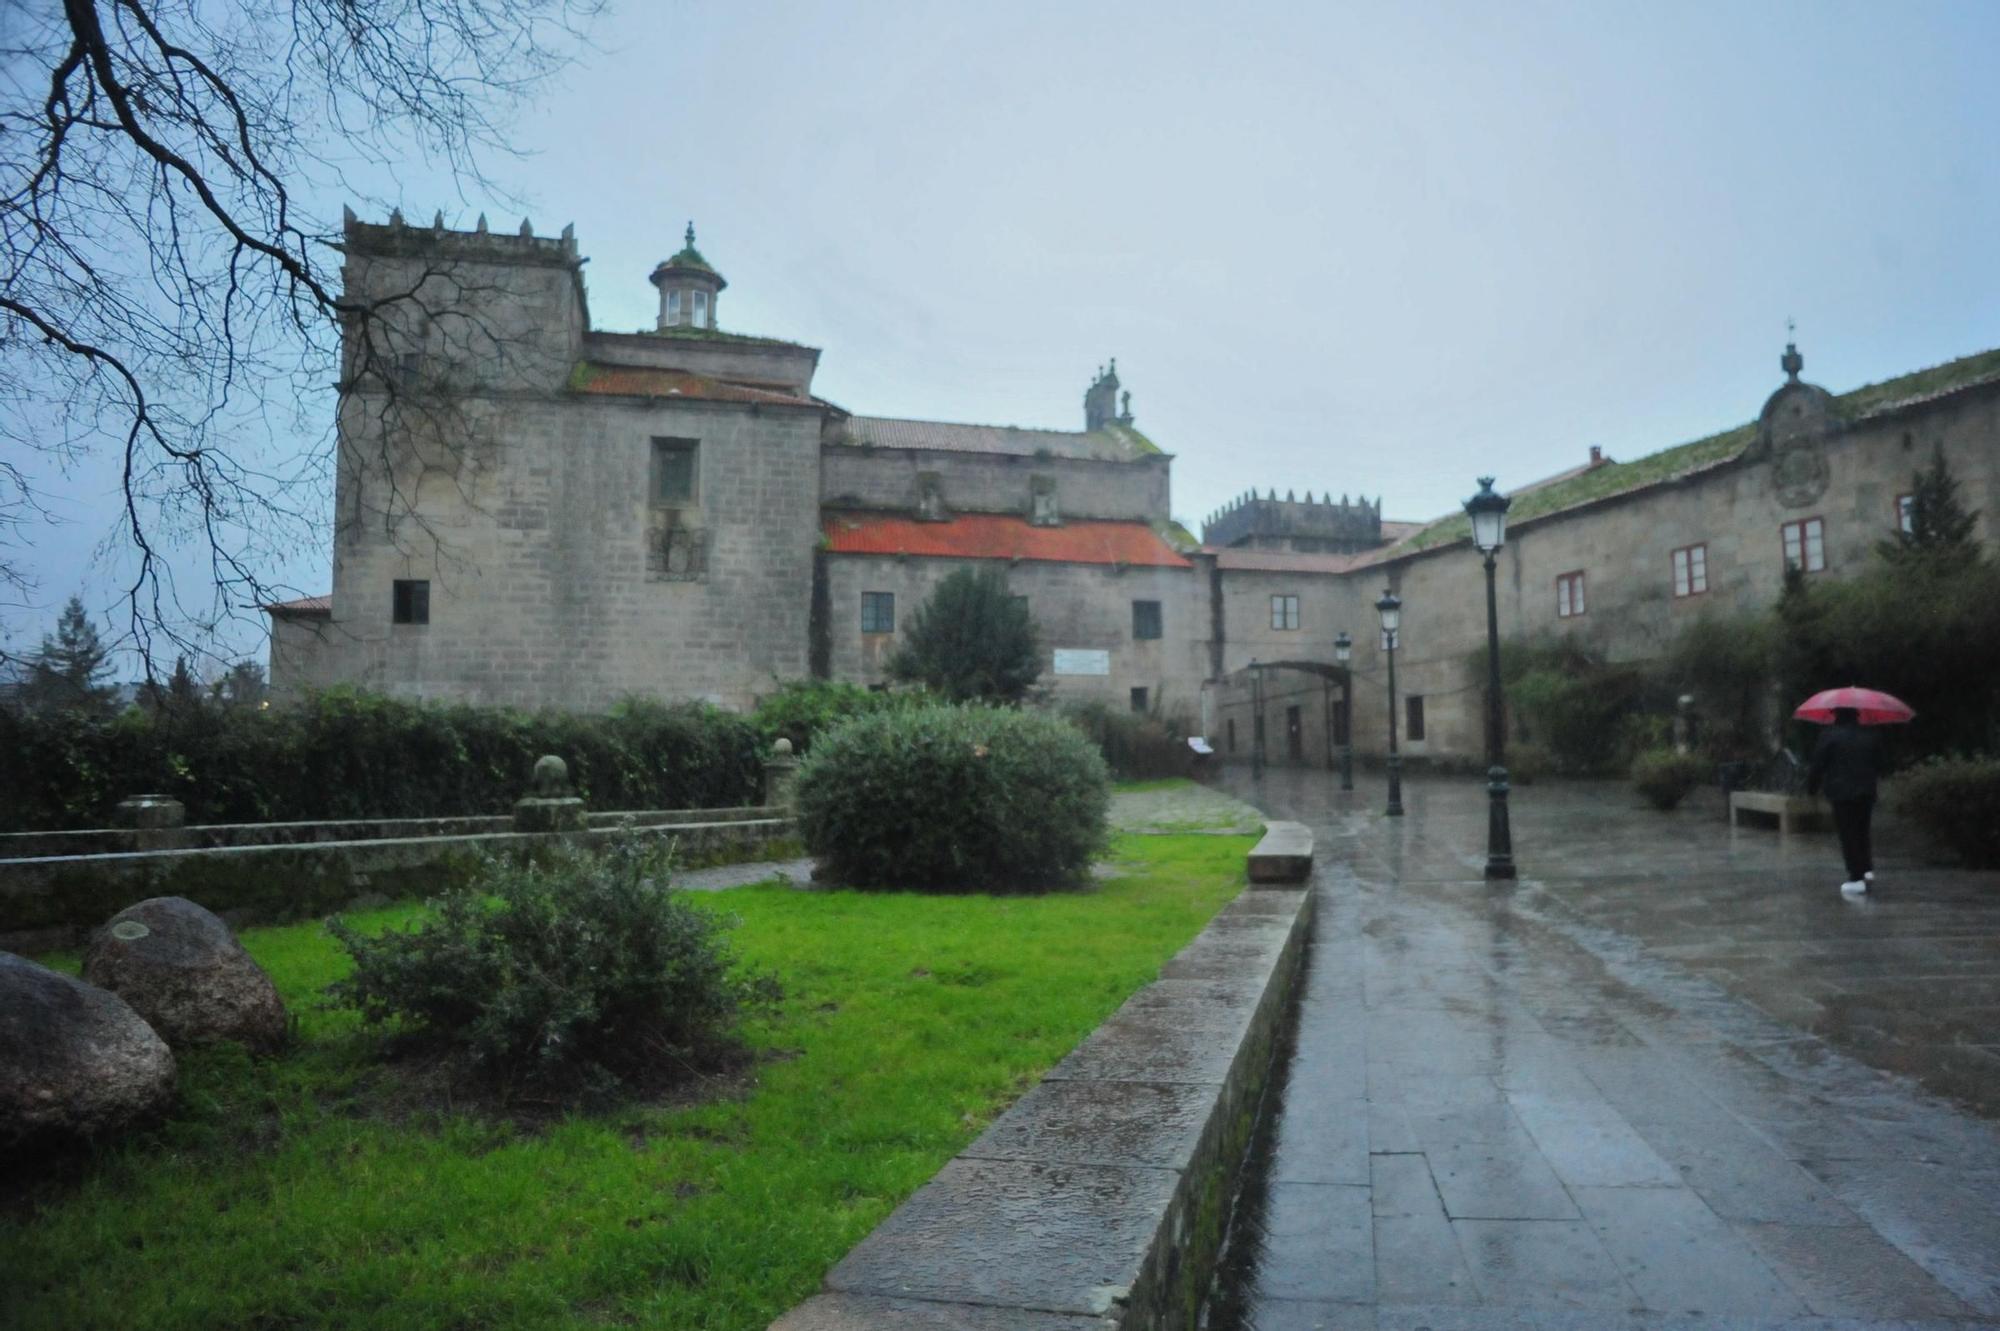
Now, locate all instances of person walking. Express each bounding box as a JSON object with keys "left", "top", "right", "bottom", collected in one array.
[{"left": 1806, "top": 707, "right": 1881, "bottom": 897}]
